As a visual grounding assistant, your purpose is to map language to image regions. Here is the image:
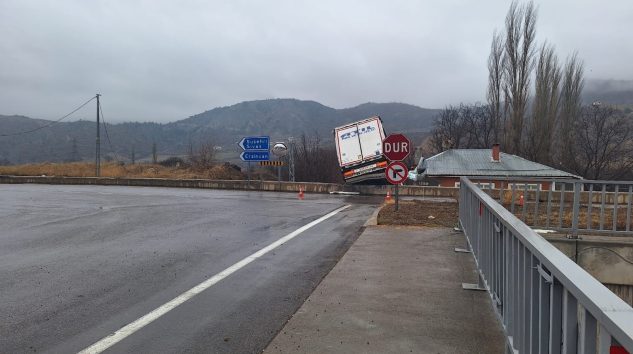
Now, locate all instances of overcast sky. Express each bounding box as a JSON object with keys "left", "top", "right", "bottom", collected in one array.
[{"left": 1, "top": 0, "right": 631, "bottom": 123}]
